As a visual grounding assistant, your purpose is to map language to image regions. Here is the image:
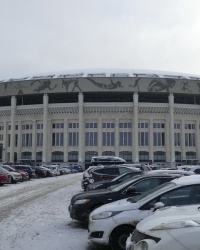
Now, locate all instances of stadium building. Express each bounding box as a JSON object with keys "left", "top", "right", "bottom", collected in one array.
[{"left": 0, "top": 69, "right": 200, "bottom": 167}]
